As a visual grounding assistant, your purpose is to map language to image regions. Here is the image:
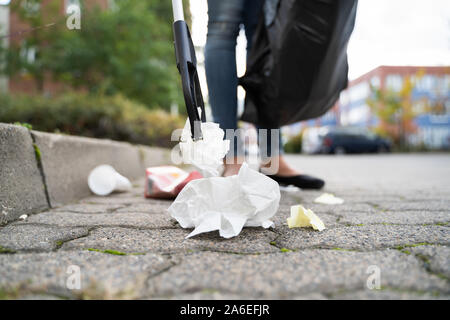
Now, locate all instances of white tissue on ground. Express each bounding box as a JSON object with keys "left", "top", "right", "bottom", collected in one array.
[
  {"left": 314, "top": 193, "right": 344, "bottom": 205},
  {"left": 168, "top": 163, "right": 281, "bottom": 239},
  {"left": 179, "top": 119, "right": 230, "bottom": 177},
  {"left": 279, "top": 185, "right": 301, "bottom": 192}
]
